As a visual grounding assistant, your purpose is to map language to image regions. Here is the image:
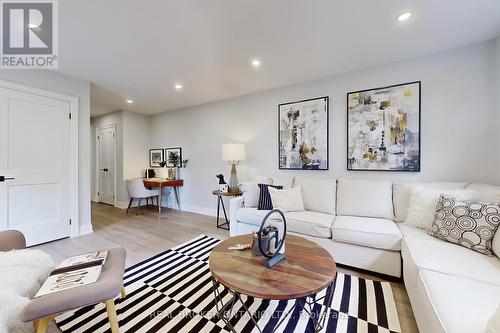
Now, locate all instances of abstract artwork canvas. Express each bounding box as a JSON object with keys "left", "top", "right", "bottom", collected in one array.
[
  {"left": 347, "top": 81, "right": 421, "bottom": 171},
  {"left": 279, "top": 96, "right": 329, "bottom": 170}
]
